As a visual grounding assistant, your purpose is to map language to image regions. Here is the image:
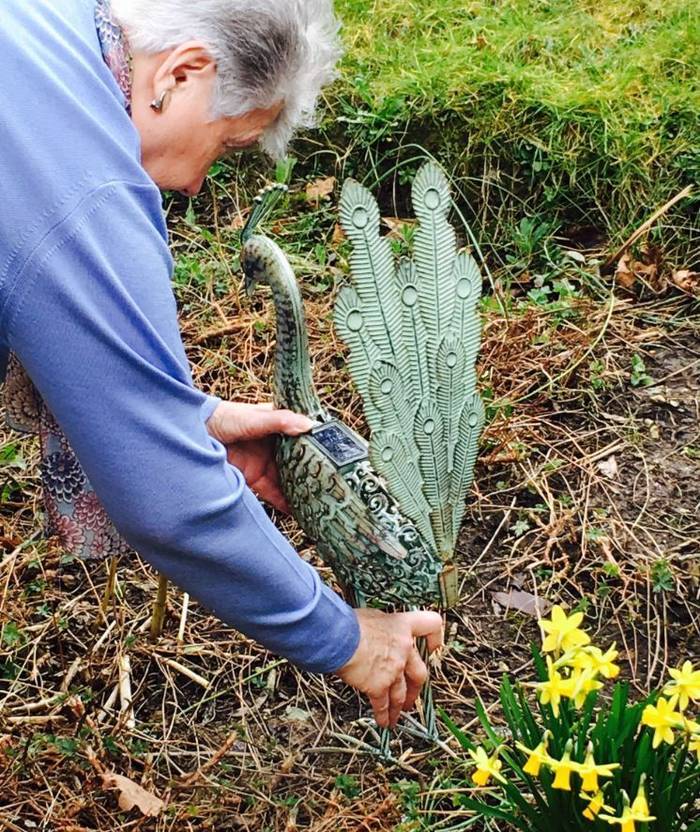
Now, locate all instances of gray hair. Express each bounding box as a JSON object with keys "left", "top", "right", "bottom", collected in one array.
[{"left": 111, "top": 0, "right": 342, "bottom": 158}]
